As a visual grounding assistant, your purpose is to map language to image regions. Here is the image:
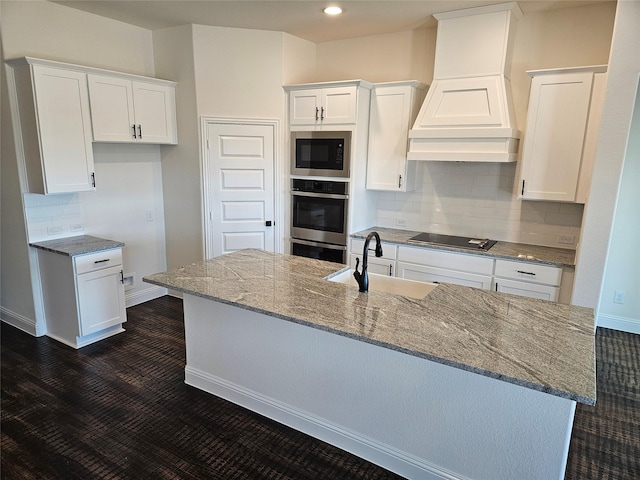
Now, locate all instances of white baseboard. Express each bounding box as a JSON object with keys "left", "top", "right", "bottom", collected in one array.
[
  {"left": 185, "top": 365, "right": 465, "bottom": 480},
  {"left": 125, "top": 285, "right": 167, "bottom": 308},
  {"left": 0, "top": 306, "right": 45, "bottom": 337},
  {"left": 597, "top": 313, "right": 640, "bottom": 335}
]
